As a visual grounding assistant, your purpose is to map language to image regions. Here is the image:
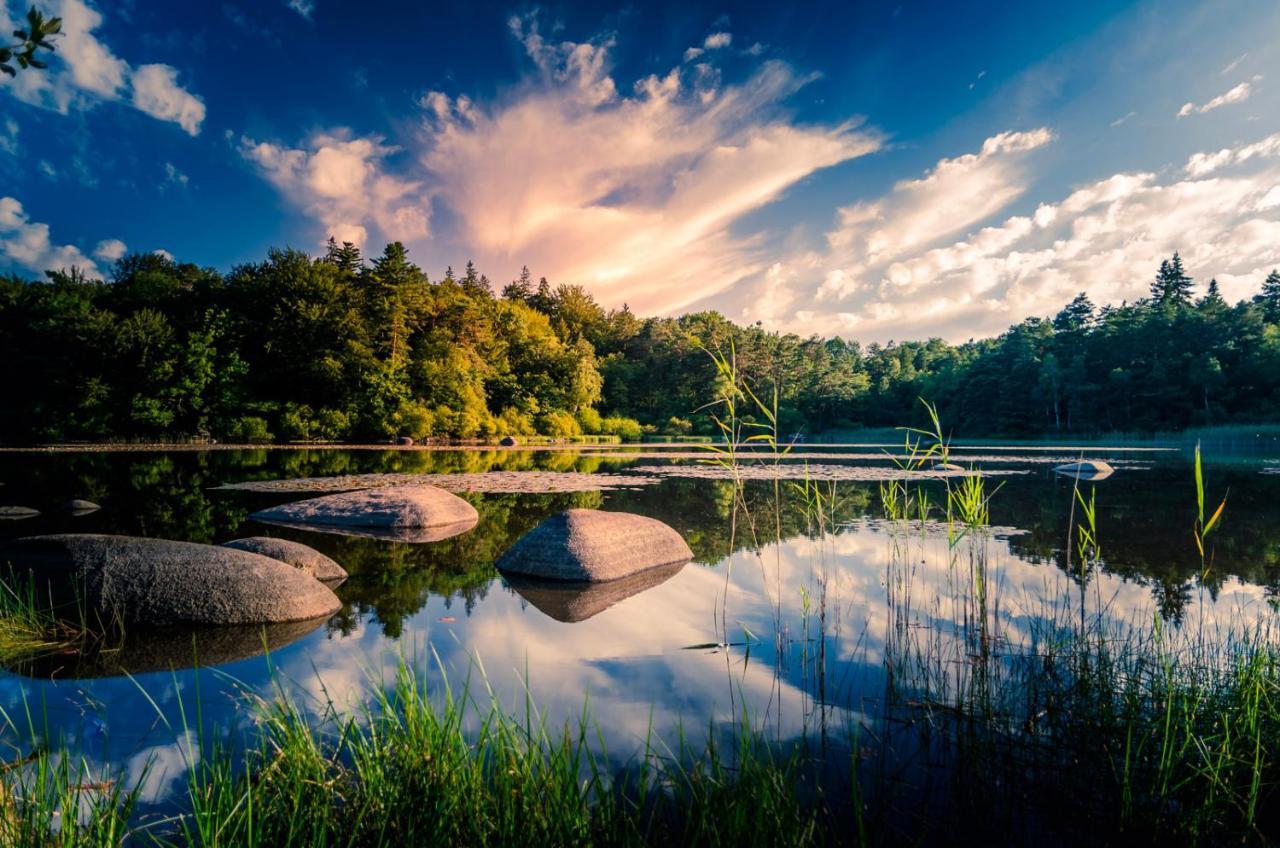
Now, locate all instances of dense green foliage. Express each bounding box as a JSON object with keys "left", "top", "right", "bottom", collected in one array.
[{"left": 3, "top": 244, "right": 1279, "bottom": 442}]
